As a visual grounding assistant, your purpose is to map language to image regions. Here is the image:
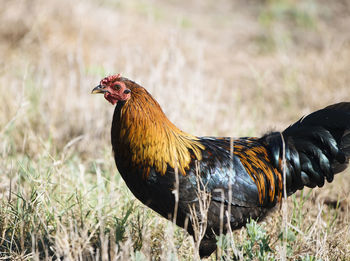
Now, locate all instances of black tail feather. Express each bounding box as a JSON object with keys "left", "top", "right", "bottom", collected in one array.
[
  {"left": 341, "top": 130, "right": 350, "bottom": 155},
  {"left": 261, "top": 102, "right": 350, "bottom": 195}
]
